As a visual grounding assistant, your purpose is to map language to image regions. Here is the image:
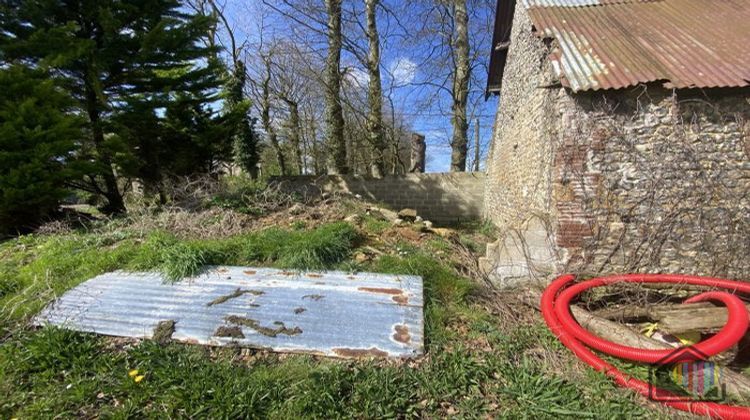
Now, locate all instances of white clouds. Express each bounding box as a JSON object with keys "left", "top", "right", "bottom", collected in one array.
[
  {"left": 388, "top": 57, "right": 417, "bottom": 86},
  {"left": 342, "top": 58, "right": 417, "bottom": 90},
  {"left": 343, "top": 67, "right": 370, "bottom": 89}
]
